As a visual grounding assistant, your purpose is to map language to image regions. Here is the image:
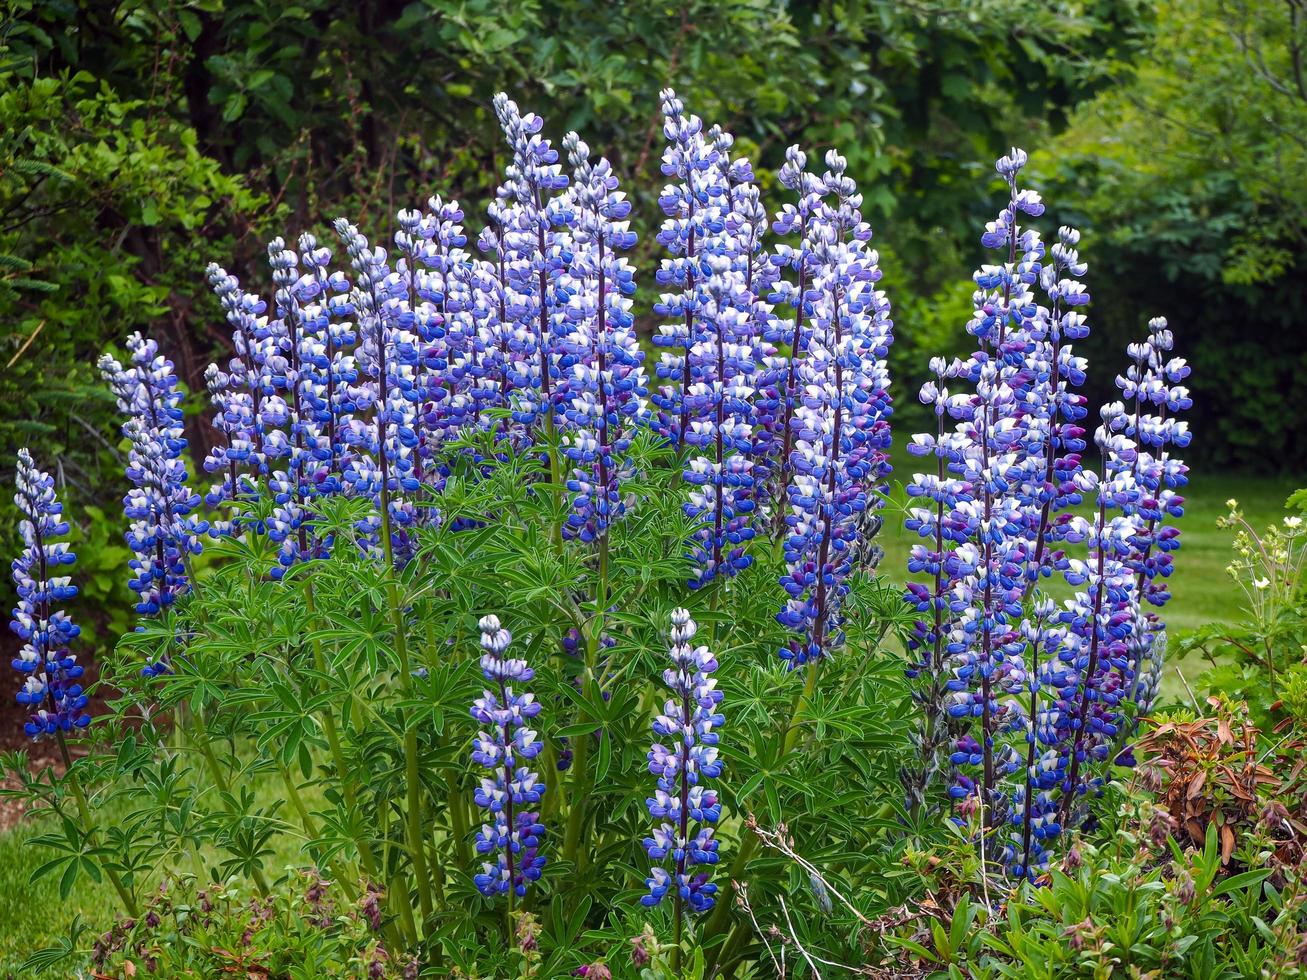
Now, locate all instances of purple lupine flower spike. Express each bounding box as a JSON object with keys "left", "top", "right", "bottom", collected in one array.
[
  {"left": 557, "top": 132, "right": 647, "bottom": 543},
  {"left": 471, "top": 615, "right": 546, "bottom": 898},
  {"left": 333, "top": 218, "right": 422, "bottom": 558},
  {"left": 777, "top": 151, "right": 894, "bottom": 667},
  {"left": 651, "top": 89, "right": 723, "bottom": 449},
  {"left": 202, "top": 264, "right": 270, "bottom": 530},
  {"left": 10, "top": 450, "right": 90, "bottom": 738},
  {"left": 491, "top": 92, "right": 572, "bottom": 432},
  {"left": 99, "top": 335, "right": 207, "bottom": 674},
  {"left": 643, "top": 608, "right": 723, "bottom": 913}
]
